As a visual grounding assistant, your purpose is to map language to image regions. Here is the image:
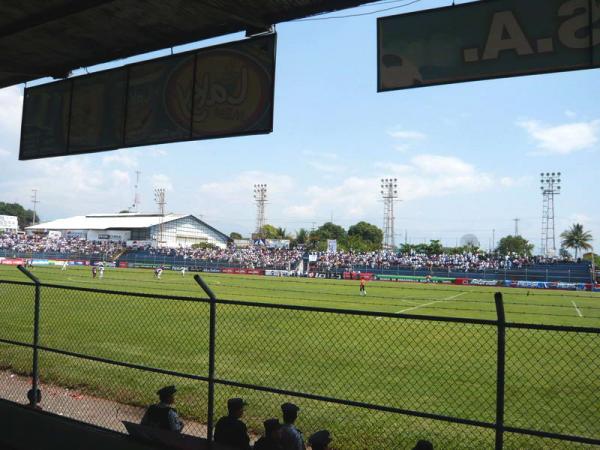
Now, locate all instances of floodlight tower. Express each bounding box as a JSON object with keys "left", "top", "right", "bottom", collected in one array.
[
  {"left": 381, "top": 178, "right": 398, "bottom": 250},
  {"left": 154, "top": 188, "right": 166, "bottom": 246},
  {"left": 540, "top": 172, "right": 561, "bottom": 257},
  {"left": 254, "top": 184, "right": 267, "bottom": 237}
]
